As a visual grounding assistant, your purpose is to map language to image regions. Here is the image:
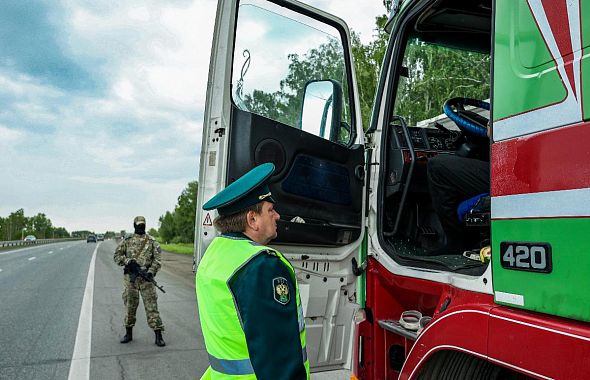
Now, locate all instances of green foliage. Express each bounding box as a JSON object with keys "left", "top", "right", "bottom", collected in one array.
[
  {"left": 0, "top": 209, "right": 70, "bottom": 240},
  {"left": 159, "top": 242, "right": 194, "bottom": 256},
  {"left": 158, "top": 211, "right": 175, "bottom": 243},
  {"left": 72, "top": 230, "right": 93, "bottom": 238},
  {"left": 52, "top": 227, "right": 70, "bottom": 238},
  {"left": 243, "top": 38, "right": 348, "bottom": 130},
  {"left": 31, "top": 213, "right": 52, "bottom": 239},
  {"left": 394, "top": 40, "right": 490, "bottom": 125},
  {"left": 148, "top": 228, "right": 159, "bottom": 237},
  {"left": 237, "top": 2, "right": 489, "bottom": 133},
  {"left": 241, "top": 19, "right": 391, "bottom": 133},
  {"left": 158, "top": 181, "right": 198, "bottom": 244},
  {"left": 351, "top": 30, "right": 382, "bottom": 130},
  {"left": 173, "top": 181, "right": 198, "bottom": 243}
]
